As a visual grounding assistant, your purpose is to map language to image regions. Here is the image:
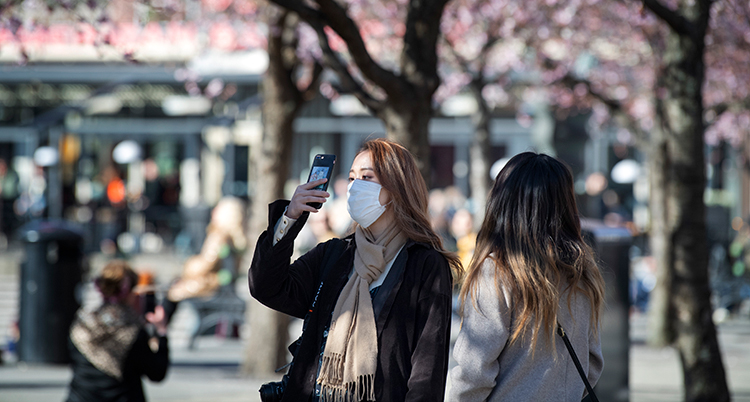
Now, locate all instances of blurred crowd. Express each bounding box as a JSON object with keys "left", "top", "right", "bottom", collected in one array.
[
  {"left": 0, "top": 149, "right": 184, "bottom": 258},
  {"left": 3, "top": 167, "right": 750, "bottom": 359}
]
